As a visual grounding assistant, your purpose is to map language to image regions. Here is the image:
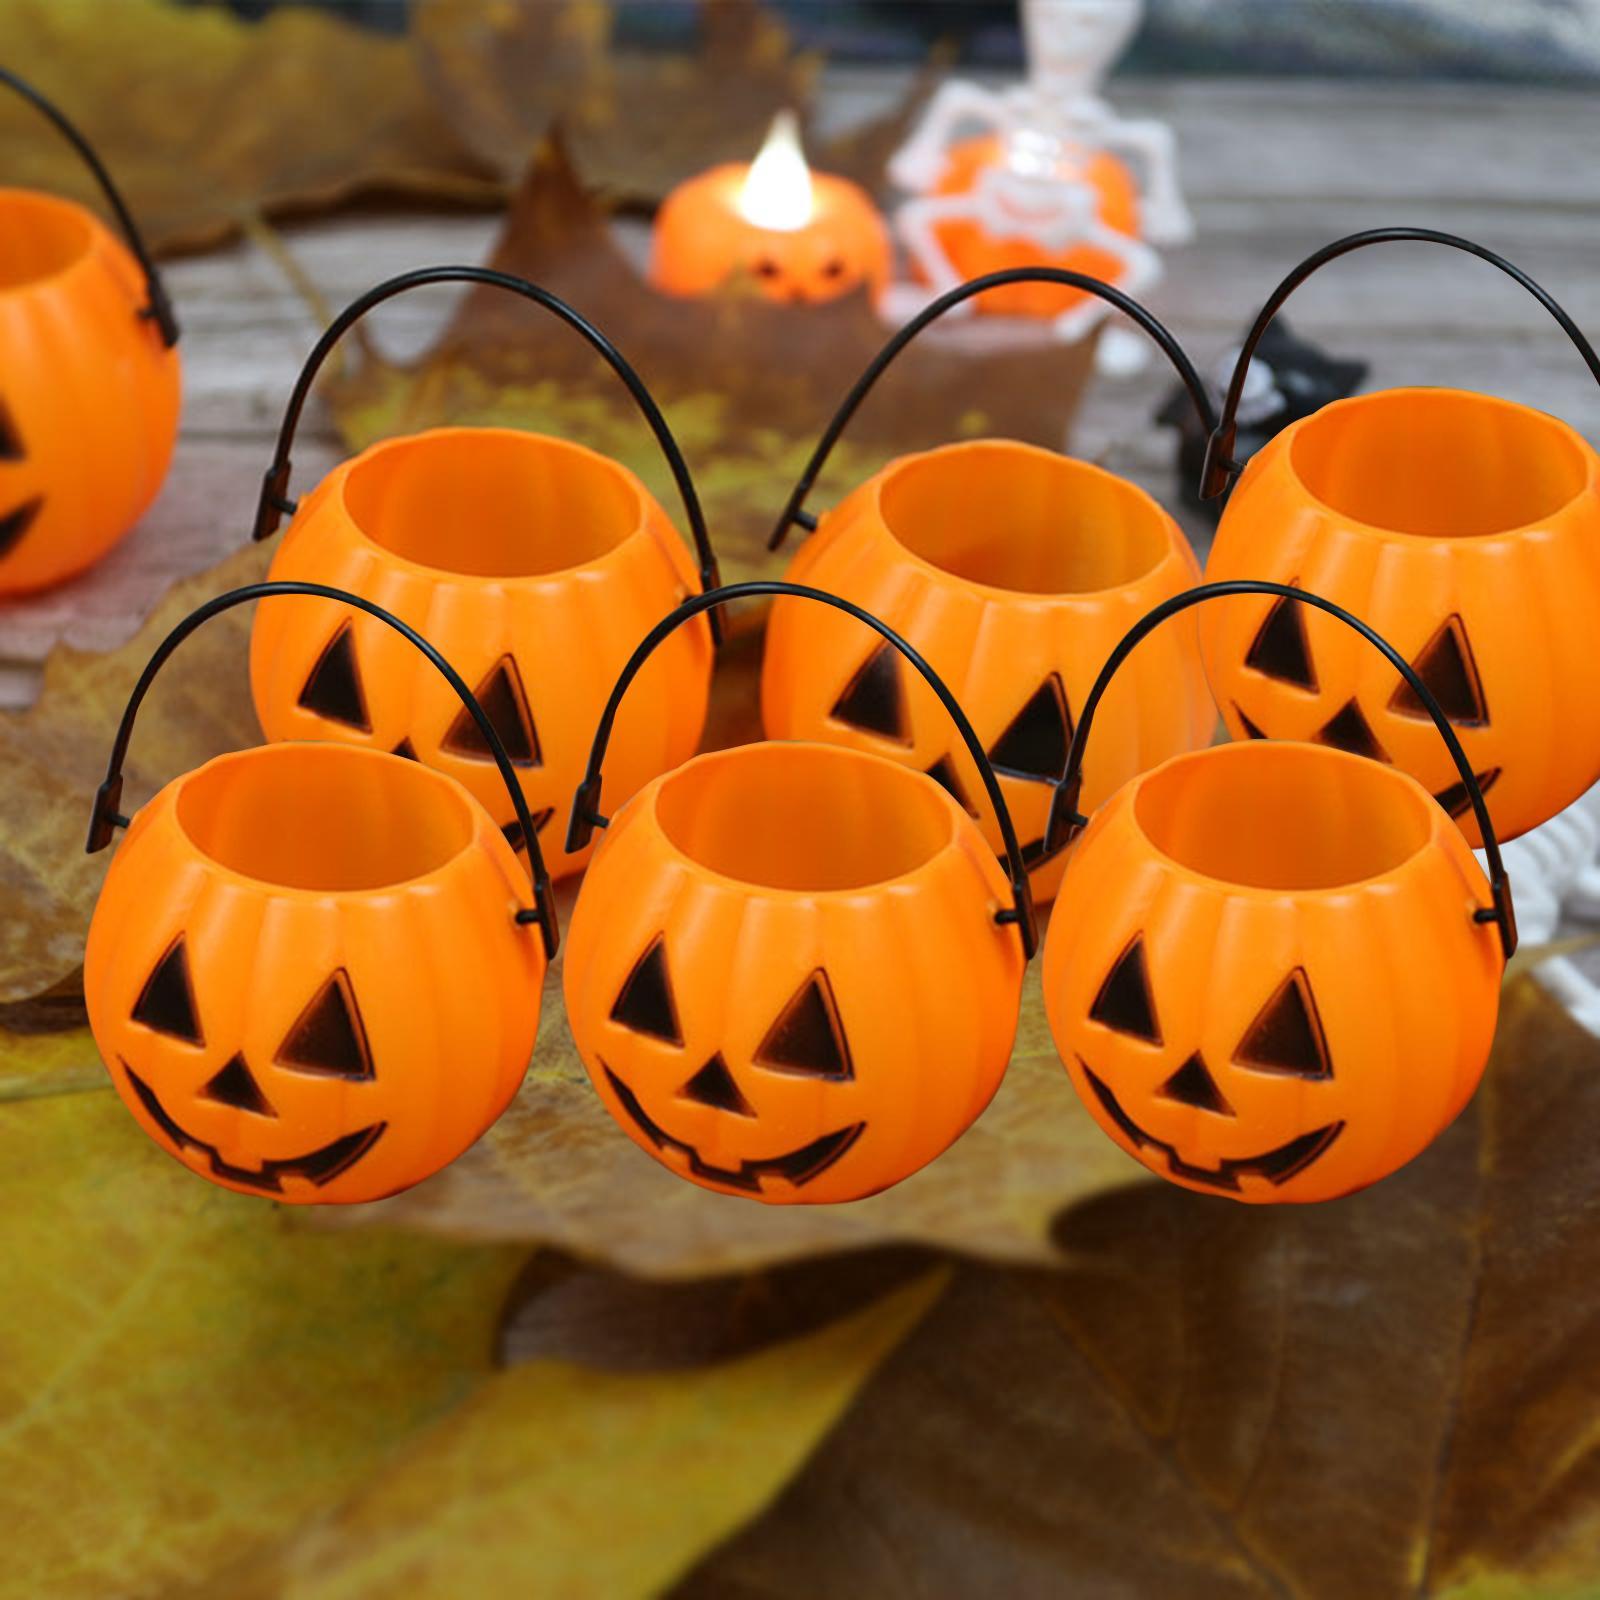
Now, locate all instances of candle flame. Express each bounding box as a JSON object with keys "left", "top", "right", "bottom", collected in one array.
[{"left": 737, "top": 110, "right": 814, "bottom": 231}]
